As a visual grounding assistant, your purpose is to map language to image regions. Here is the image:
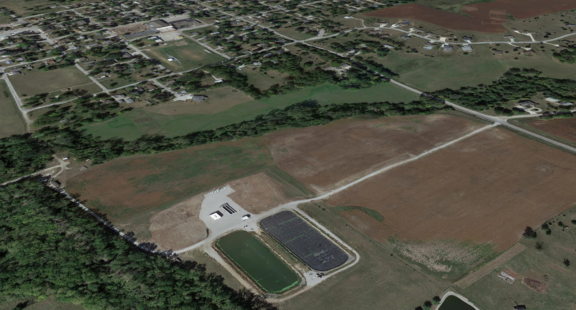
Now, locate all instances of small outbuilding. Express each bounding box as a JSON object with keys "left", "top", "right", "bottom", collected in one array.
[
  {"left": 210, "top": 211, "right": 223, "bottom": 220},
  {"left": 192, "top": 95, "right": 207, "bottom": 102}
]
